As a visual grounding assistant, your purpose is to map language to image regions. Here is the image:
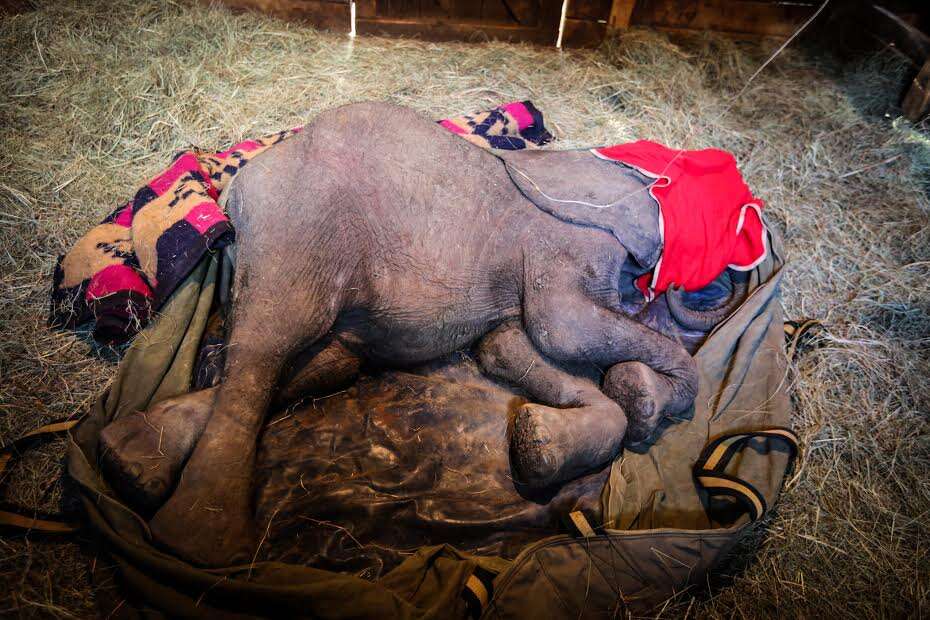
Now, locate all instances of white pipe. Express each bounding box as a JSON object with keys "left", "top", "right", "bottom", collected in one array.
[
  {"left": 555, "top": 0, "right": 569, "bottom": 48},
  {"left": 349, "top": 1, "right": 357, "bottom": 37}
]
